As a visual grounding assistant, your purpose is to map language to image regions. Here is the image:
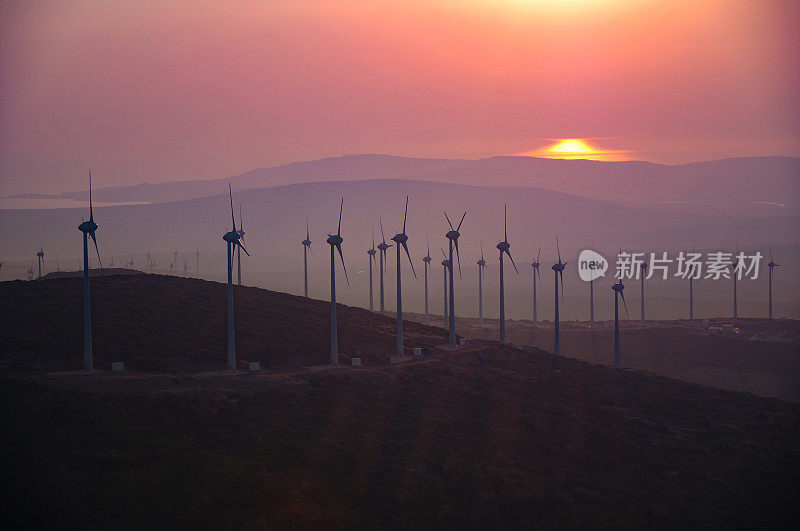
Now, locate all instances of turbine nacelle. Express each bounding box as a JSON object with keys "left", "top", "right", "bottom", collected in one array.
[
  {"left": 302, "top": 239, "right": 312, "bottom": 247},
  {"left": 377, "top": 242, "right": 391, "bottom": 251},
  {"left": 496, "top": 241, "right": 510, "bottom": 252},
  {"left": 612, "top": 280, "right": 625, "bottom": 292},
  {"left": 327, "top": 234, "right": 343, "bottom": 246},
  {"left": 552, "top": 261, "right": 566, "bottom": 272},
  {"left": 423, "top": 255, "right": 432, "bottom": 263},
  {"left": 368, "top": 248, "right": 377, "bottom": 256},
  {"left": 392, "top": 233, "right": 408, "bottom": 245},
  {"left": 441, "top": 259, "right": 451, "bottom": 267},
  {"left": 78, "top": 219, "right": 98, "bottom": 234},
  {"left": 446, "top": 230, "right": 460, "bottom": 240},
  {"left": 477, "top": 259, "right": 486, "bottom": 267},
  {"left": 223, "top": 230, "right": 241, "bottom": 243}
]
